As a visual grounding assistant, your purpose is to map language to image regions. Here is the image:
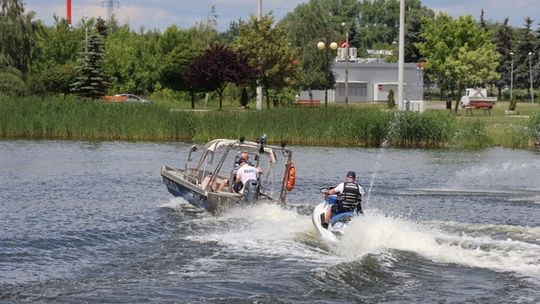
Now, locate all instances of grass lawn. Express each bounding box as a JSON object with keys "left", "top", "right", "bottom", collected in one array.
[{"left": 426, "top": 100, "right": 539, "bottom": 147}]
